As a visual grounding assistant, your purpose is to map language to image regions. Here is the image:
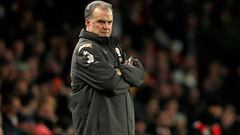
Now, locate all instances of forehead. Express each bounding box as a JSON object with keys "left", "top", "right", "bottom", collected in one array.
[{"left": 92, "top": 7, "right": 113, "bottom": 20}]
